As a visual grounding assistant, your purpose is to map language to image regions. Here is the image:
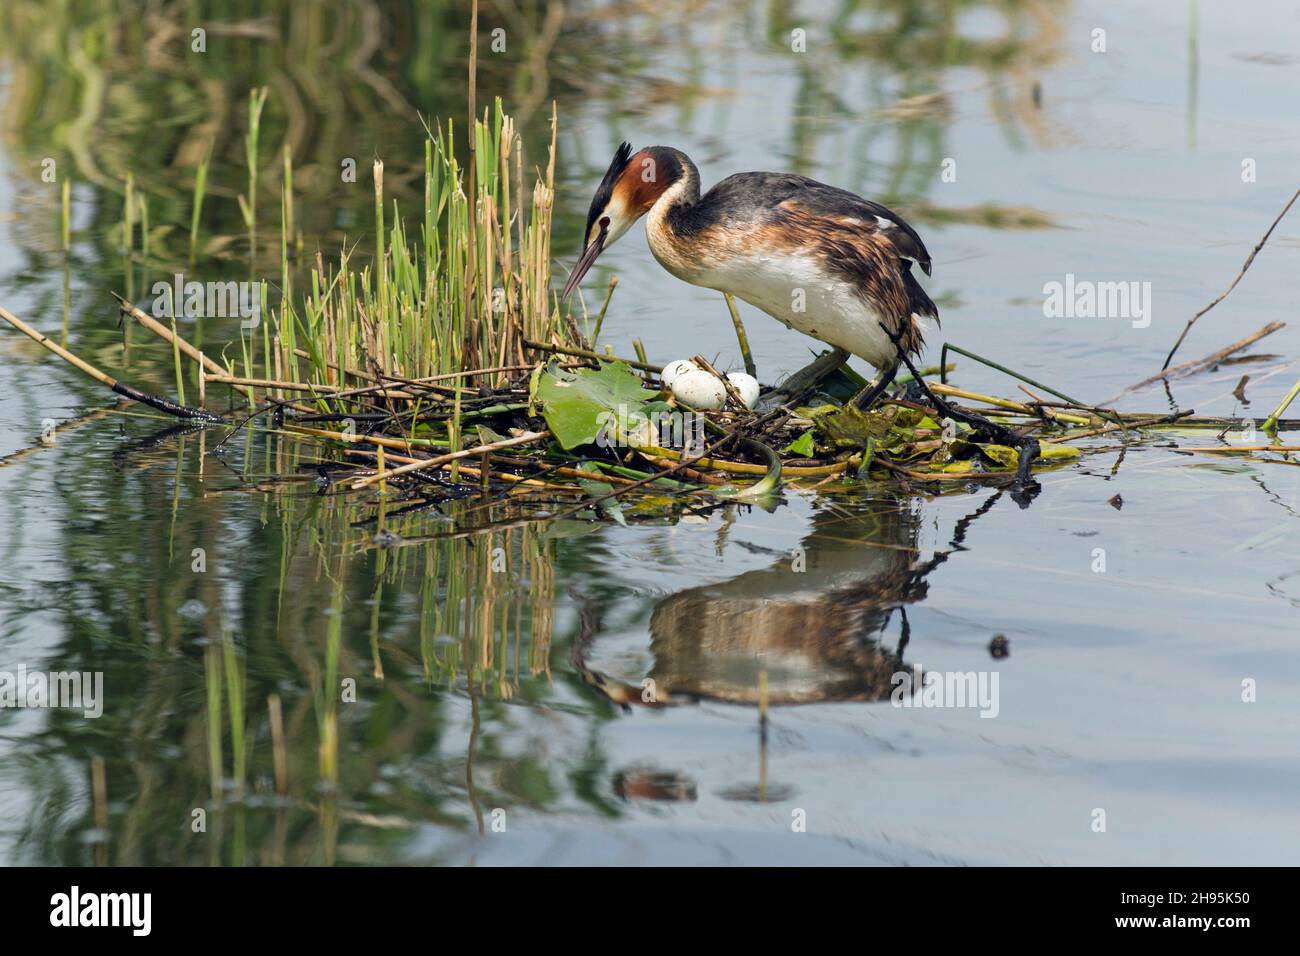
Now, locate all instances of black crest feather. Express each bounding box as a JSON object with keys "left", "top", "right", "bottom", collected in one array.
[{"left": 583, "top": 142, "right": 634, "bottom": 247}]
